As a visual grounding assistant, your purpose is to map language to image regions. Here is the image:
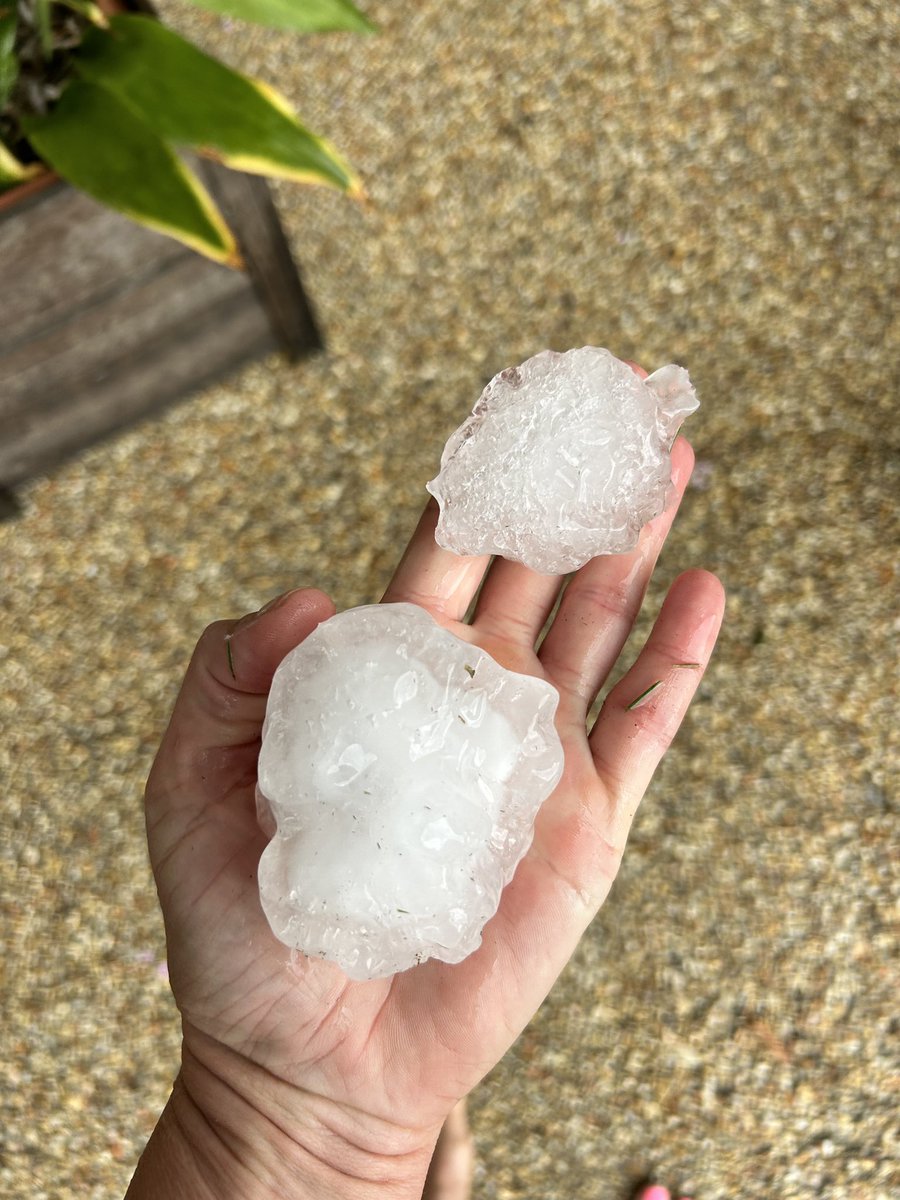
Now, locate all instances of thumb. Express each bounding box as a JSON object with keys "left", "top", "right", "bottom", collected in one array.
[{"left": 147, "top": 587, "right": 335, "bottom": 803}]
